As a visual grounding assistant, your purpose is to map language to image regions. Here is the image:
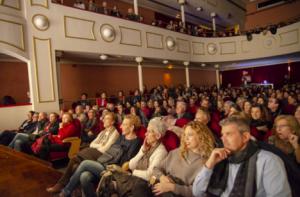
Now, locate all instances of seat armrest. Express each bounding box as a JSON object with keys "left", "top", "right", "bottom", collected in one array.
[{"left": 62, "top": 137, "right": 81, "bottom": 159}]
